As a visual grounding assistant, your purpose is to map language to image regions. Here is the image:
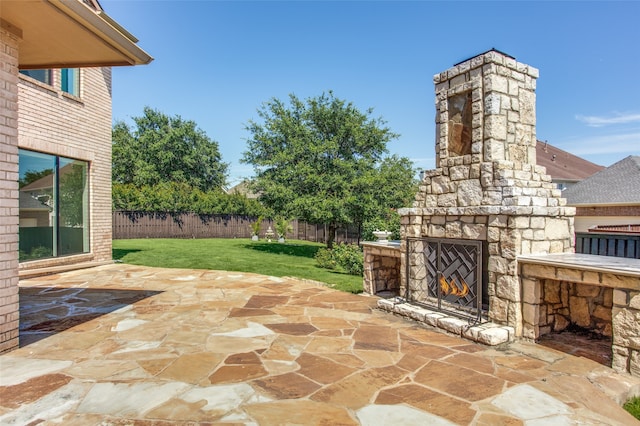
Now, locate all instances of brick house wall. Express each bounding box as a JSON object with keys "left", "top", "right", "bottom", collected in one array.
[
  {"left": 0, "top": 24, "right": 20, "bottom": 352},
  {"left": 1, "top": 0, "right": 150, "bottom": 354},
  {"left": 17, "top": 67, "right": 113, "bottom": 268},
  {"left": 573, "top": 206, "right": 640, "bottom": 233}
]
